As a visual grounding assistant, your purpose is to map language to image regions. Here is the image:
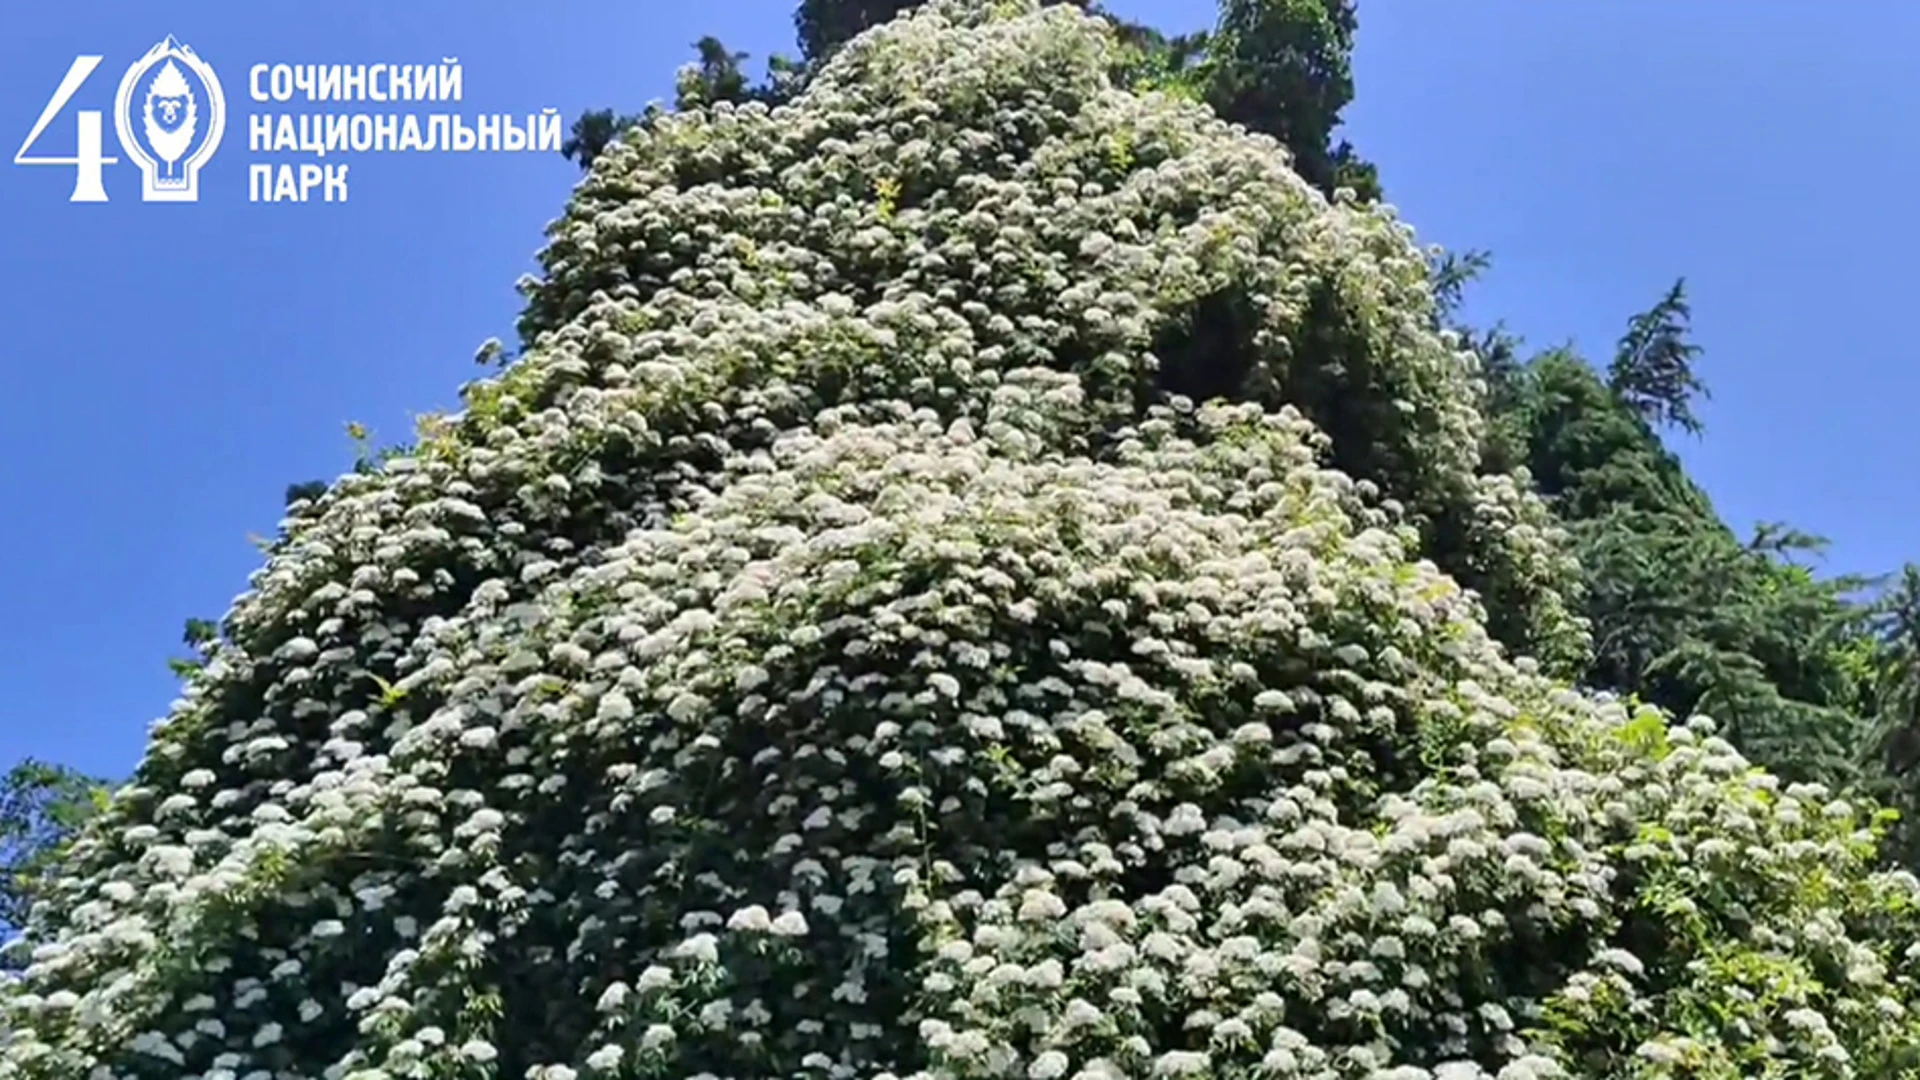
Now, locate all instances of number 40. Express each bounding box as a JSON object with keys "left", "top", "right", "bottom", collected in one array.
[{"left": 14, "top": 55, "right": 119, "bottom": 203}]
